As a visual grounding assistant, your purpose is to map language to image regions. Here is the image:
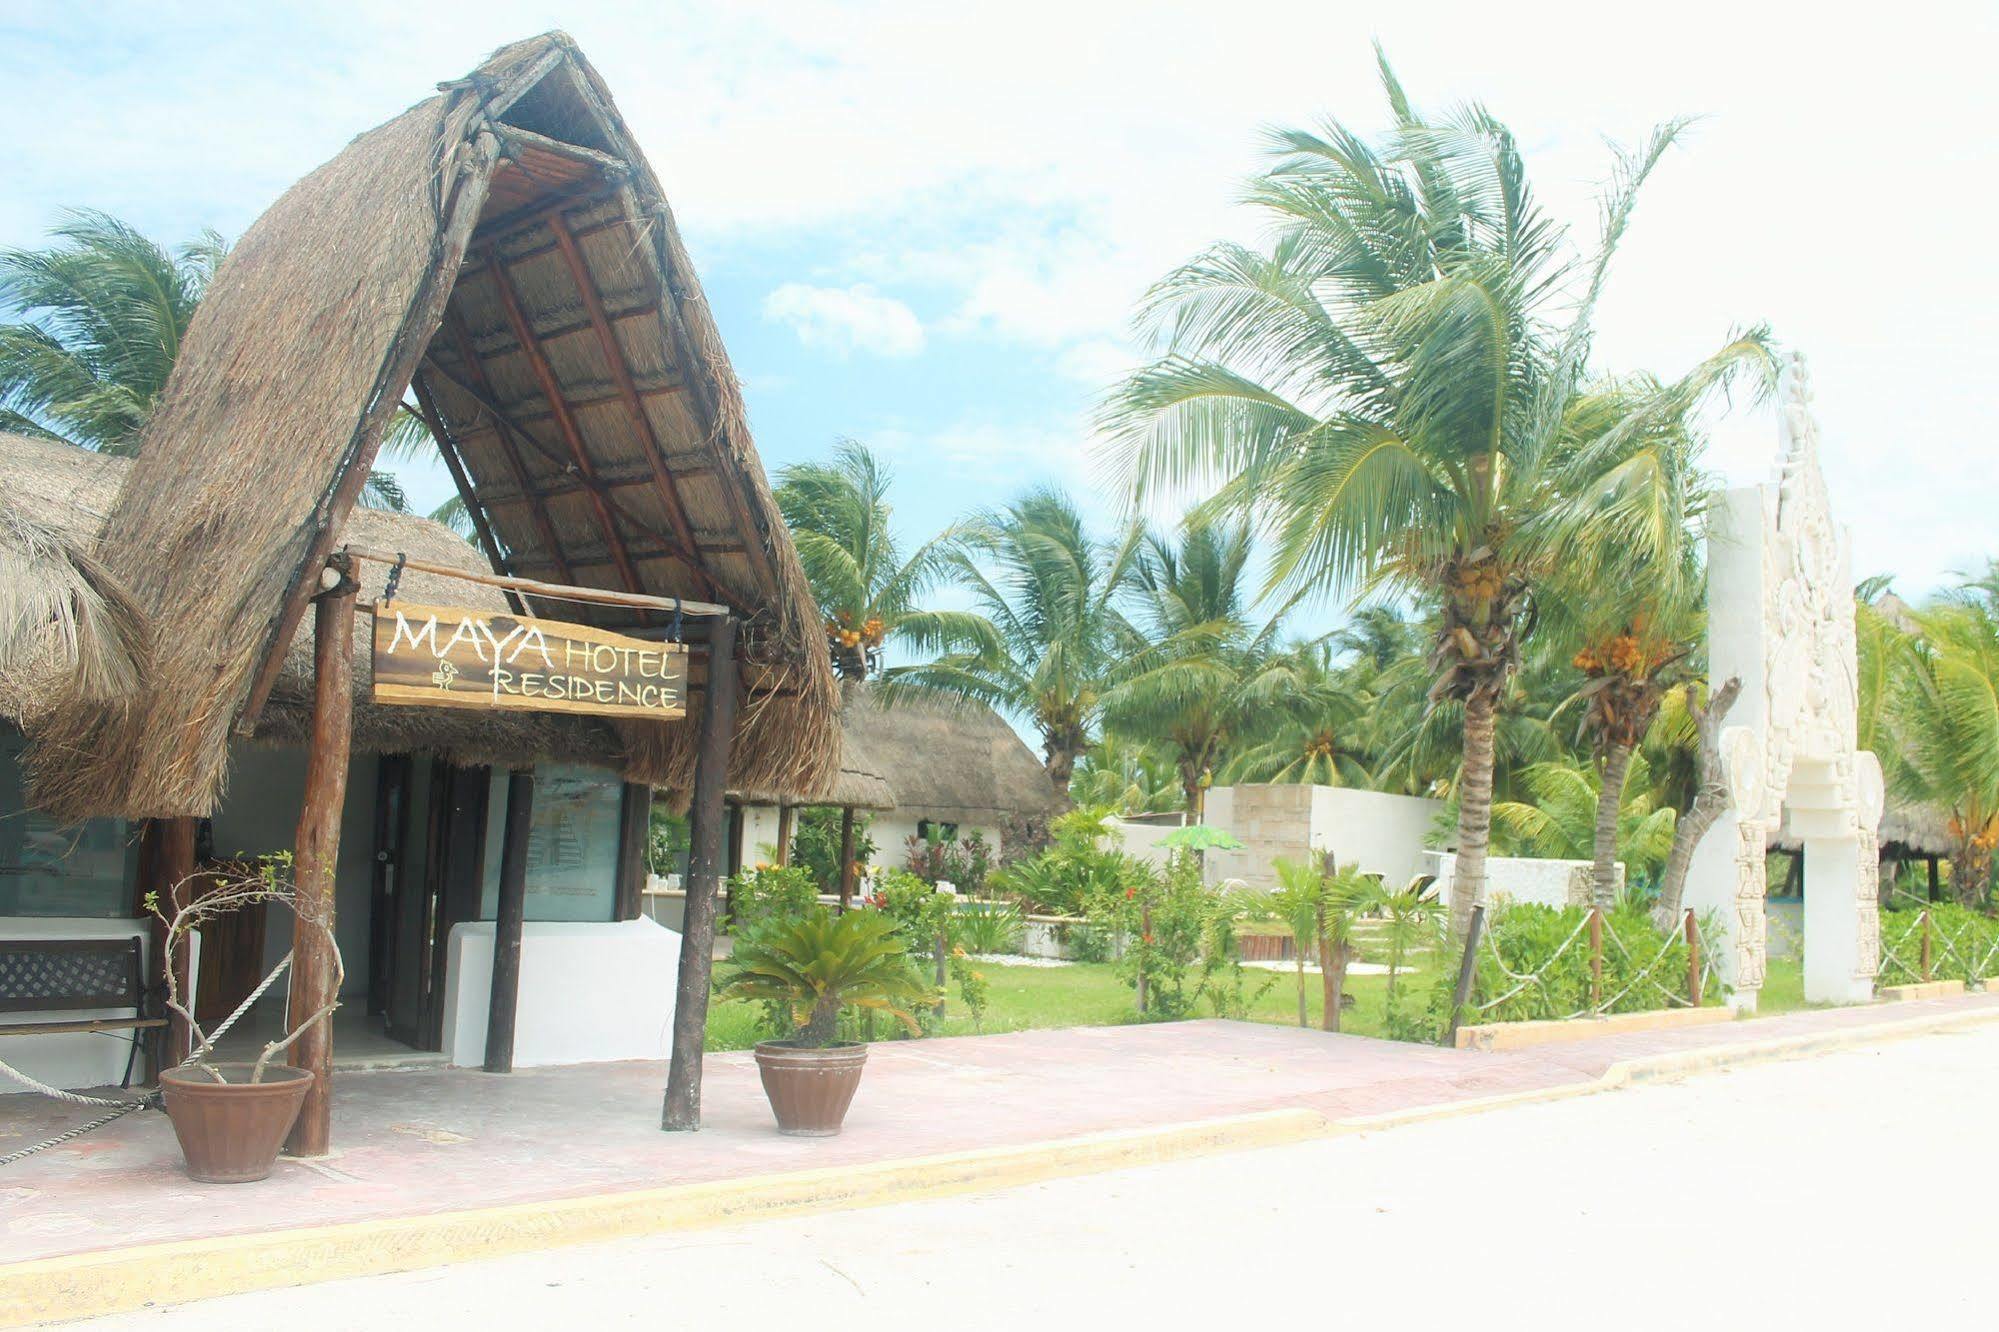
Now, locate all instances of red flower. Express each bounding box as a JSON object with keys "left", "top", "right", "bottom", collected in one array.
[
  {"left": 1124, "top": 886, "right": 1135, "bottom": 900},
  {"left": 1142, "top": 932, "right": 1154, "bottom": 945}
]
